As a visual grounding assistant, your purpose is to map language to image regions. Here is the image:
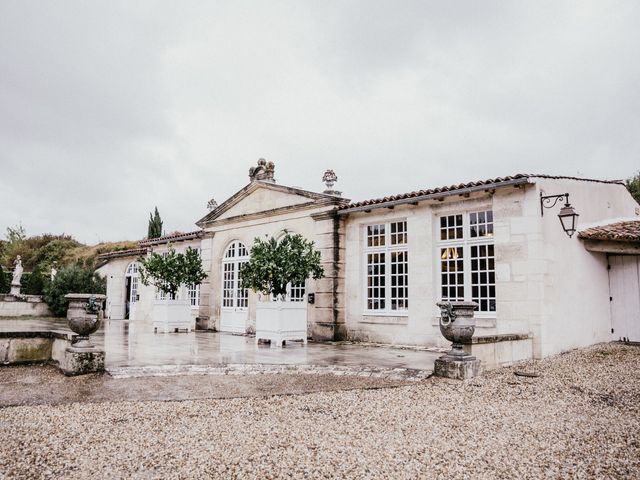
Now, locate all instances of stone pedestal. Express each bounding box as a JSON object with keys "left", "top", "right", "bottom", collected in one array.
[
  {"left": 60, "top": 347, "right": 105, "bottom": 376},
  {"left": 10, "top": 283, "right": 21, "bottom": 296},
  {"left": 434, "top": 356, "right": 481, "bottom": 380}
]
